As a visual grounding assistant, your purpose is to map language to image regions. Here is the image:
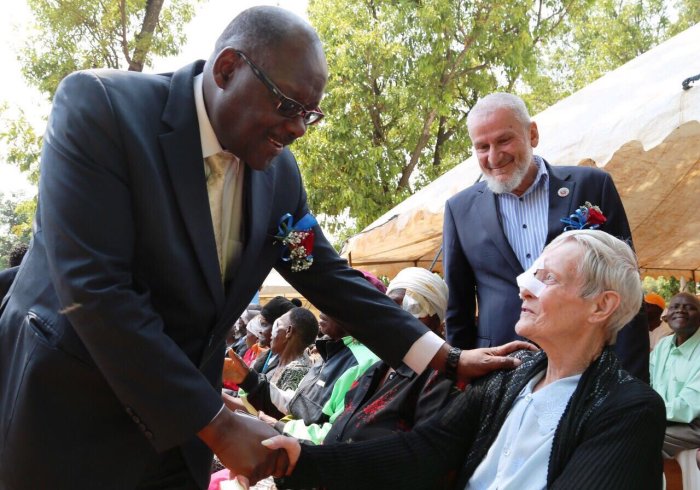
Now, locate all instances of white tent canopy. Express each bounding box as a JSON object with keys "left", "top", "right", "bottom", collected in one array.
[{"left": 342, "top": 23, "right": 700, "bottom": 281}]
